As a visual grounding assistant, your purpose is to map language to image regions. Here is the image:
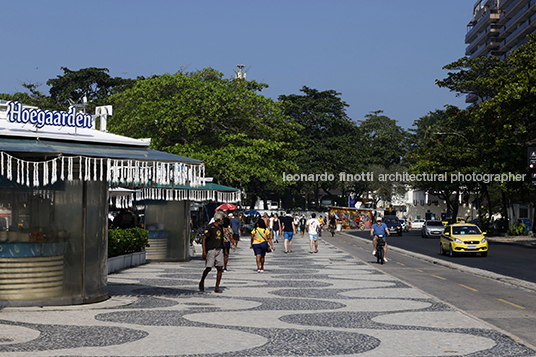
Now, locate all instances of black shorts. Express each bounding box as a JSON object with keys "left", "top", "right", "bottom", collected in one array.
[{"left": 233, "top": 233, "right": 240, "bottom": 241}]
